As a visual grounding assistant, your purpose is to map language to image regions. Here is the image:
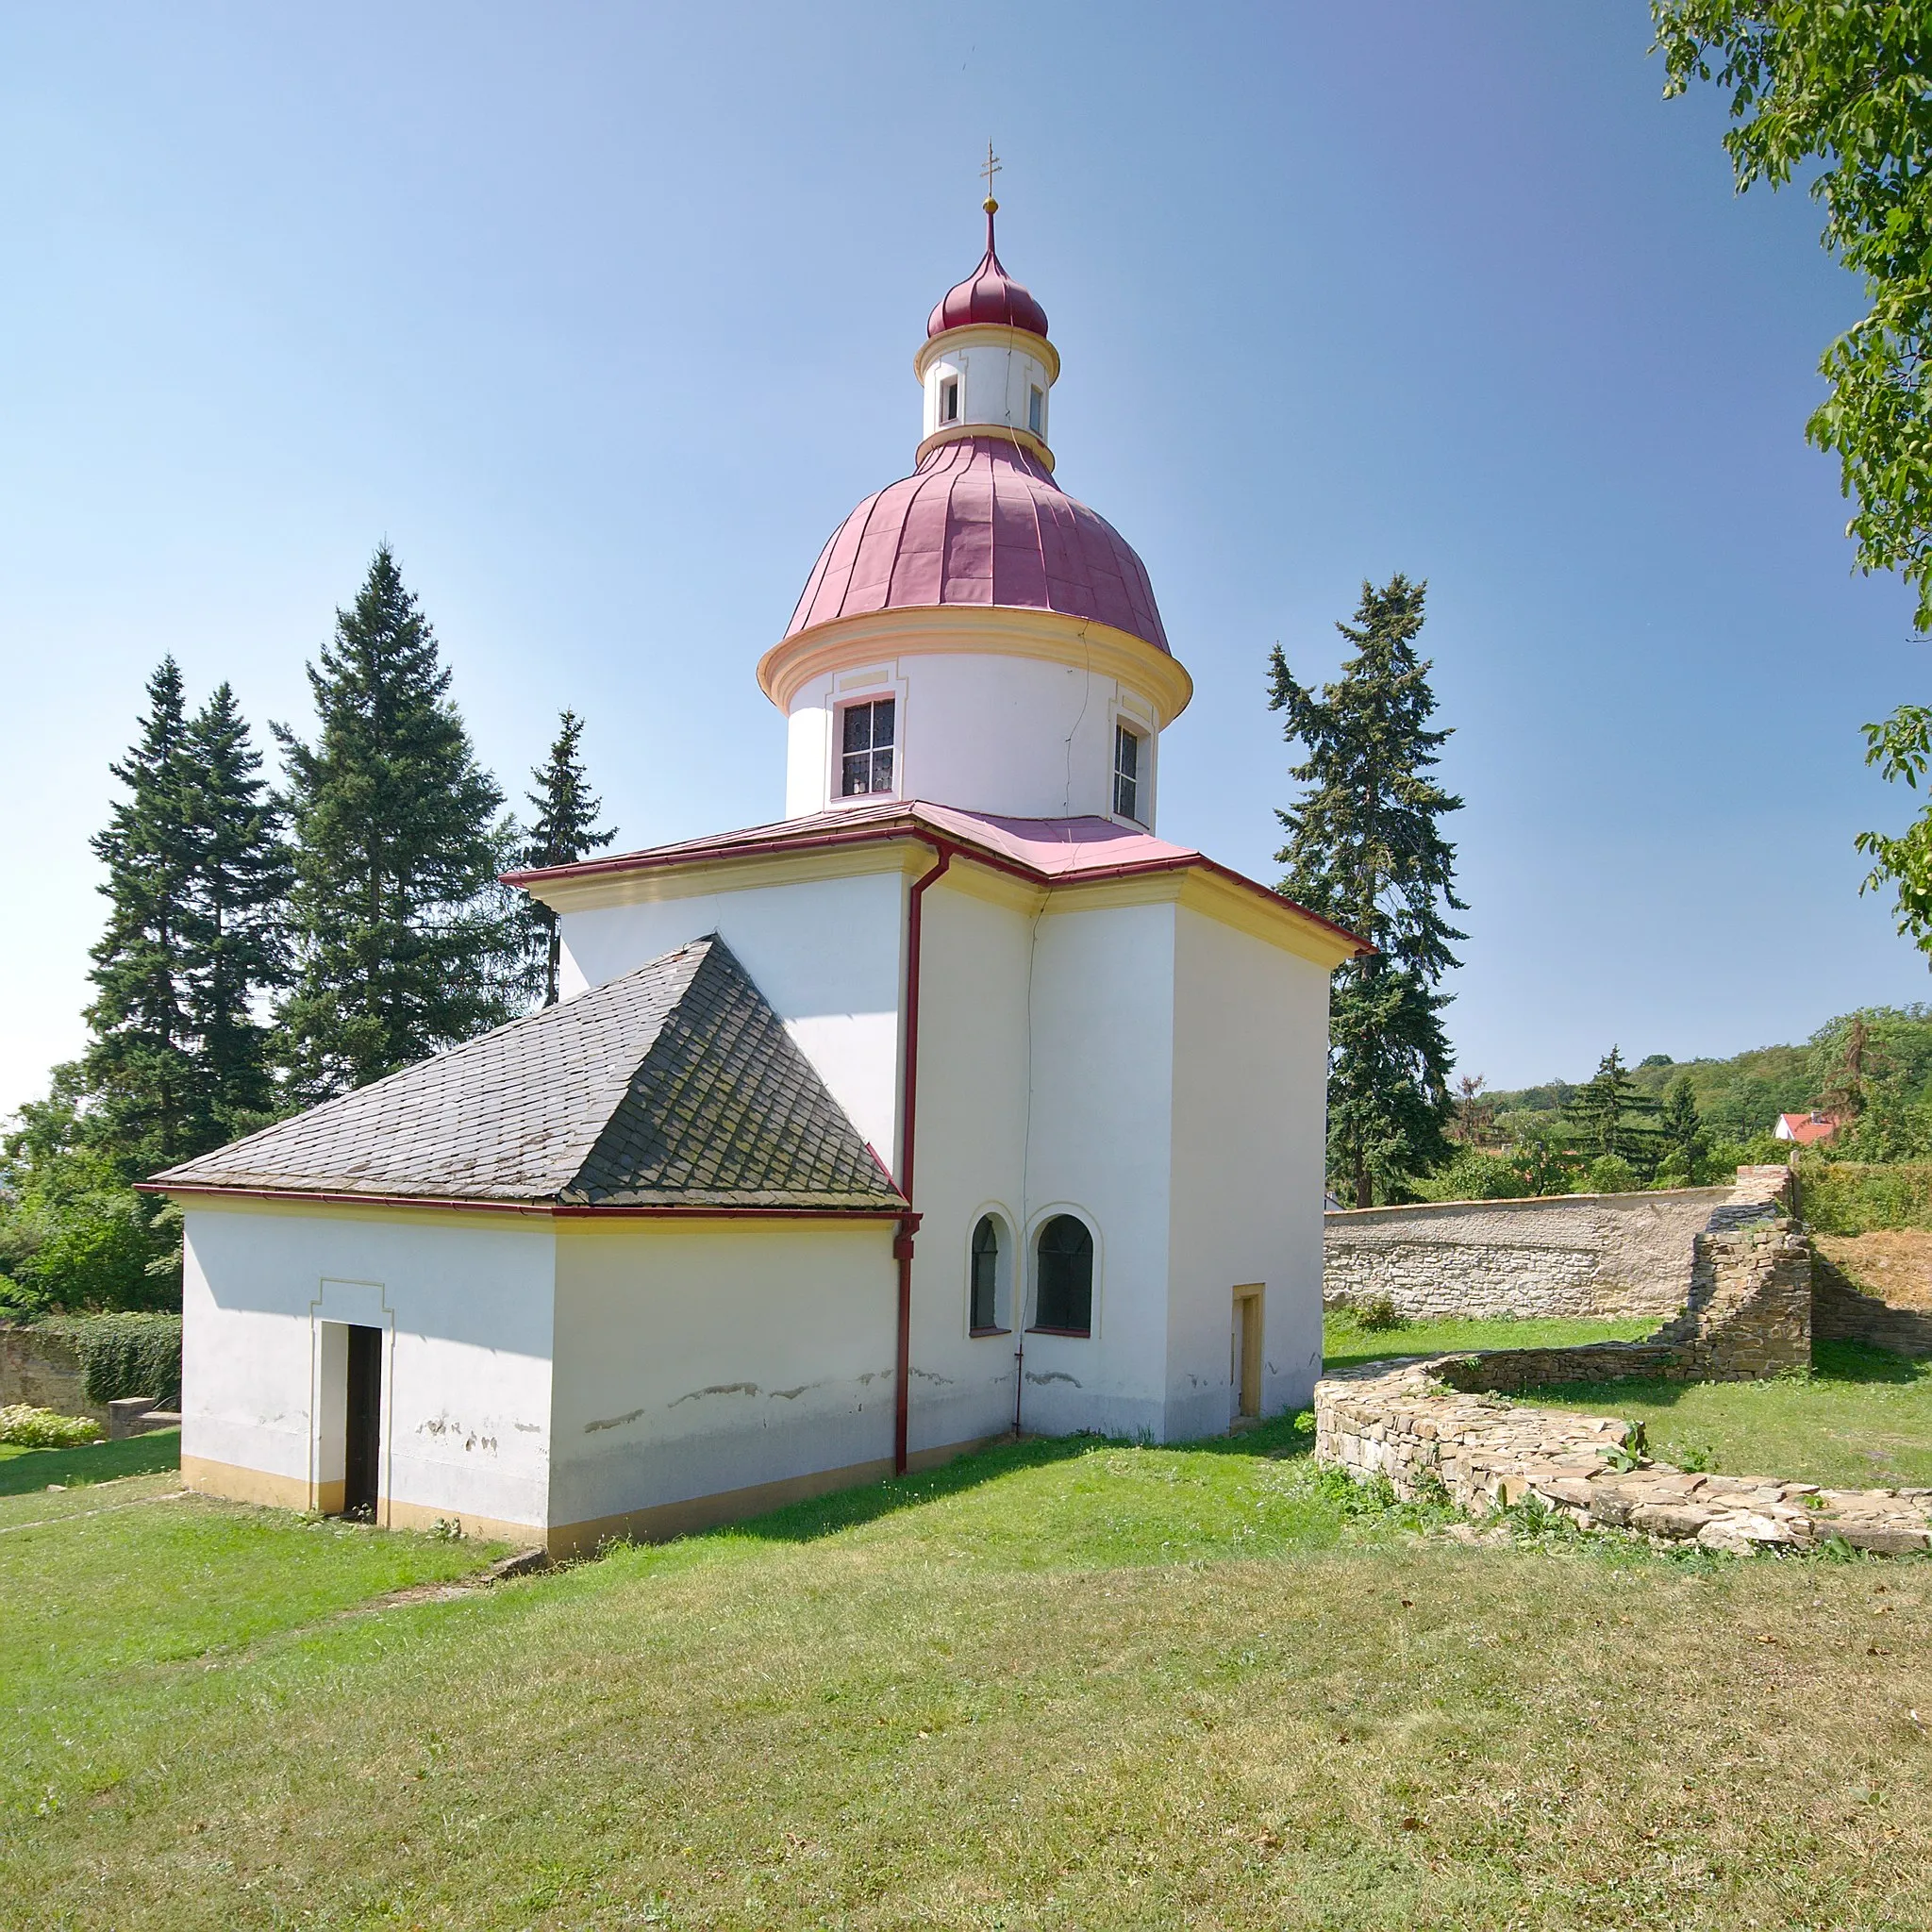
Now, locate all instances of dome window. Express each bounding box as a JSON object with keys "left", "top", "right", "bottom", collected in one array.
[
  {"left": 1113, "top": 723, "right": 1144, "bottom": 824},
  {"left": 1027, "top": 385, "right": 1043, "bottom": 437},
  {"left": 840, "top": 697, "right": 896, "bottom": 797},
  {"left": 940, "top": 376, "right": 960, "bottom": 425}
]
